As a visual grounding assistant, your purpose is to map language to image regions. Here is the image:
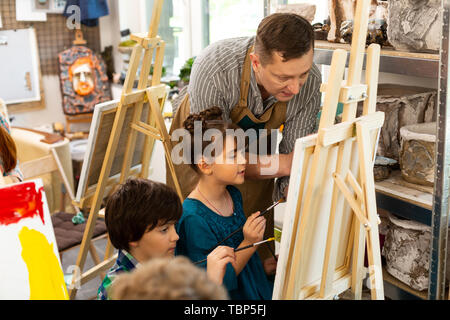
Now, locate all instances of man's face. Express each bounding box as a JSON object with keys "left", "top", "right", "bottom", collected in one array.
[{"left": 250, "top": 47, "right": 314, "bottom": 102}]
